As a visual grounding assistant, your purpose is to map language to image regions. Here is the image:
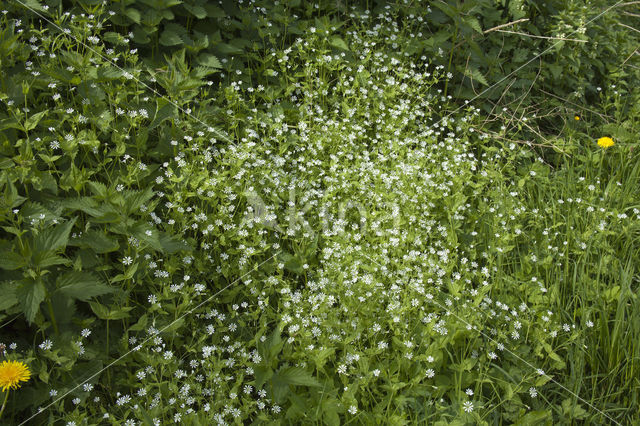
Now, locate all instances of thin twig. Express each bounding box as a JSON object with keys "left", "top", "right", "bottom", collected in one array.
[
  {"left": 617, "top": 22, "right": 640, "bottom": 34},
  {"left": 495, "top": 30, "right": 588, "bottom": 42},
  {"left": 622, "top": 10, "right": 640, "bottom": 17},
  {"left": 483, "top": 18, "right": 529, "bottom": 34},
  {"left": 615, "top": 1, "right": 640, "bottom": 7},
  {"left": 621, "top": 49, "right": 639, "bottom": 66}
]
